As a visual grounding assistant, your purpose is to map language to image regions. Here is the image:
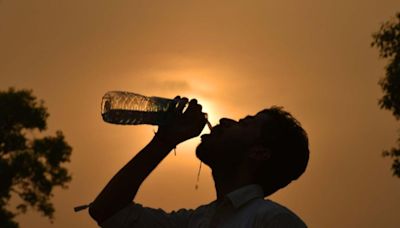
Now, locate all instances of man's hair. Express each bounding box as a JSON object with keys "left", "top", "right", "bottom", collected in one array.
[{"left": 256, "top": 106, "right": 309, "bottom": 196}]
